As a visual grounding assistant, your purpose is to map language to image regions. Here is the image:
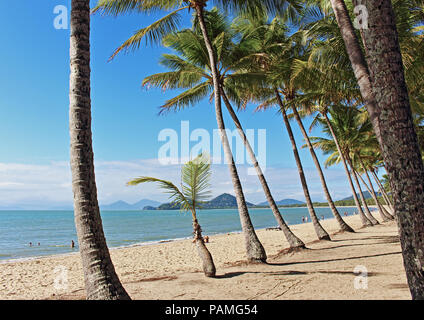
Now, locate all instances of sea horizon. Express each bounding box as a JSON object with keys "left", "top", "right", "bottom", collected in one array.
[{"left": 0, "top": 206, "right": 363, "bottom": 263}]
